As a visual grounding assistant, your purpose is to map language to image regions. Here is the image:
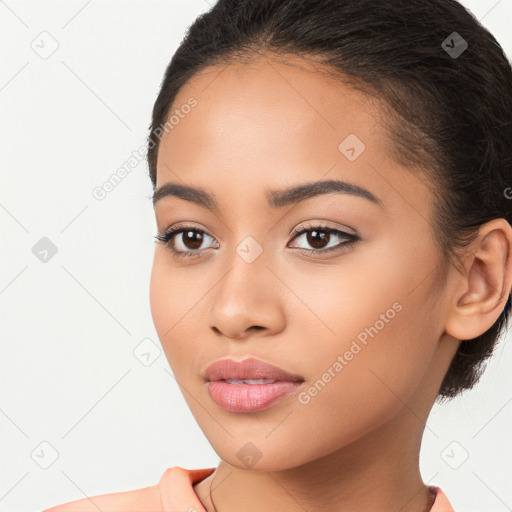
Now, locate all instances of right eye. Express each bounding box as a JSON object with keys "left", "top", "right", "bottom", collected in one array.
[{"left": 154, "top": 224, "right": 219, "bottom": 259}]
